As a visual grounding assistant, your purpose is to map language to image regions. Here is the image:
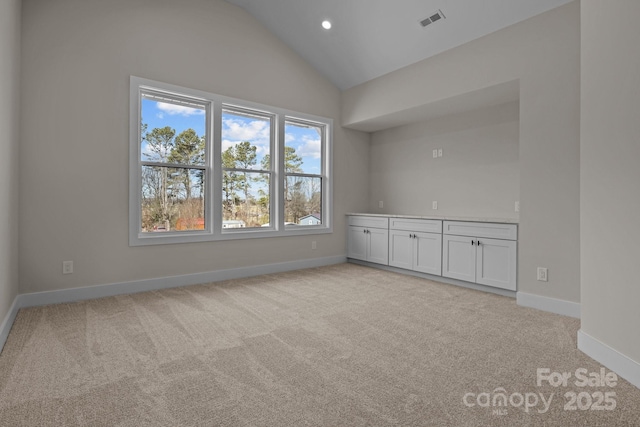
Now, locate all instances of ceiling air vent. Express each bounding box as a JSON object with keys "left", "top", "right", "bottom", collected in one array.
[{"left": 420, "top": 10, "right": 446, "bottom": 28}]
